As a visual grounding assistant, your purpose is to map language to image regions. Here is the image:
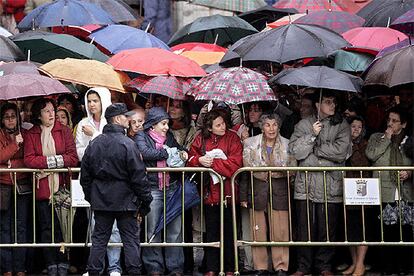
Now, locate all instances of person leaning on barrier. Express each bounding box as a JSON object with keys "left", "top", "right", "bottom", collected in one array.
[
  {"left": 241, "top": 113, "right": 296, "bottom": 276},
  {"left": 23, "top": 98, "right": 79, "bottom": 276},
  {"left": 80, "top": 103, "right": 152, "bottom": 276},
  {"left": 365, "top": 105, "right": 413, "bottom": 275},
  {"left": 0, "top": 103, "right": 31, "bottom": 276},
  {"left": 288, "top": 91, "right": 352, "bottom": 276}
]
